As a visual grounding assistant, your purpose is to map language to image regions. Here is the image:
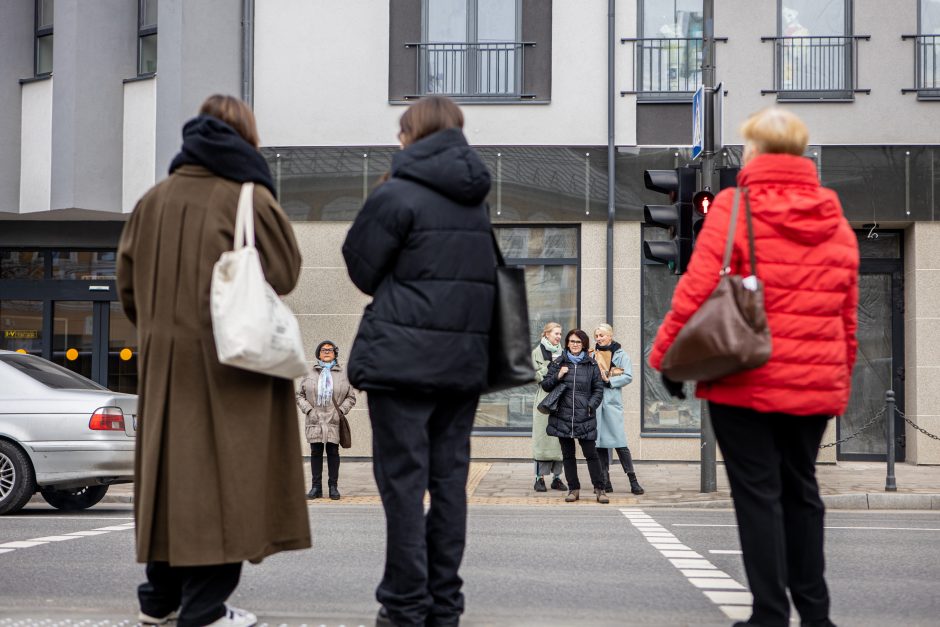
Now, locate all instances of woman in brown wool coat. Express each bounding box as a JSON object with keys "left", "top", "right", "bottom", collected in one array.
[
  {"left": 296, "top": 340, "right": 357, "bottom": 500},
  {"left": 118, "top": 95, "right": 311, "bottom": 627}
]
